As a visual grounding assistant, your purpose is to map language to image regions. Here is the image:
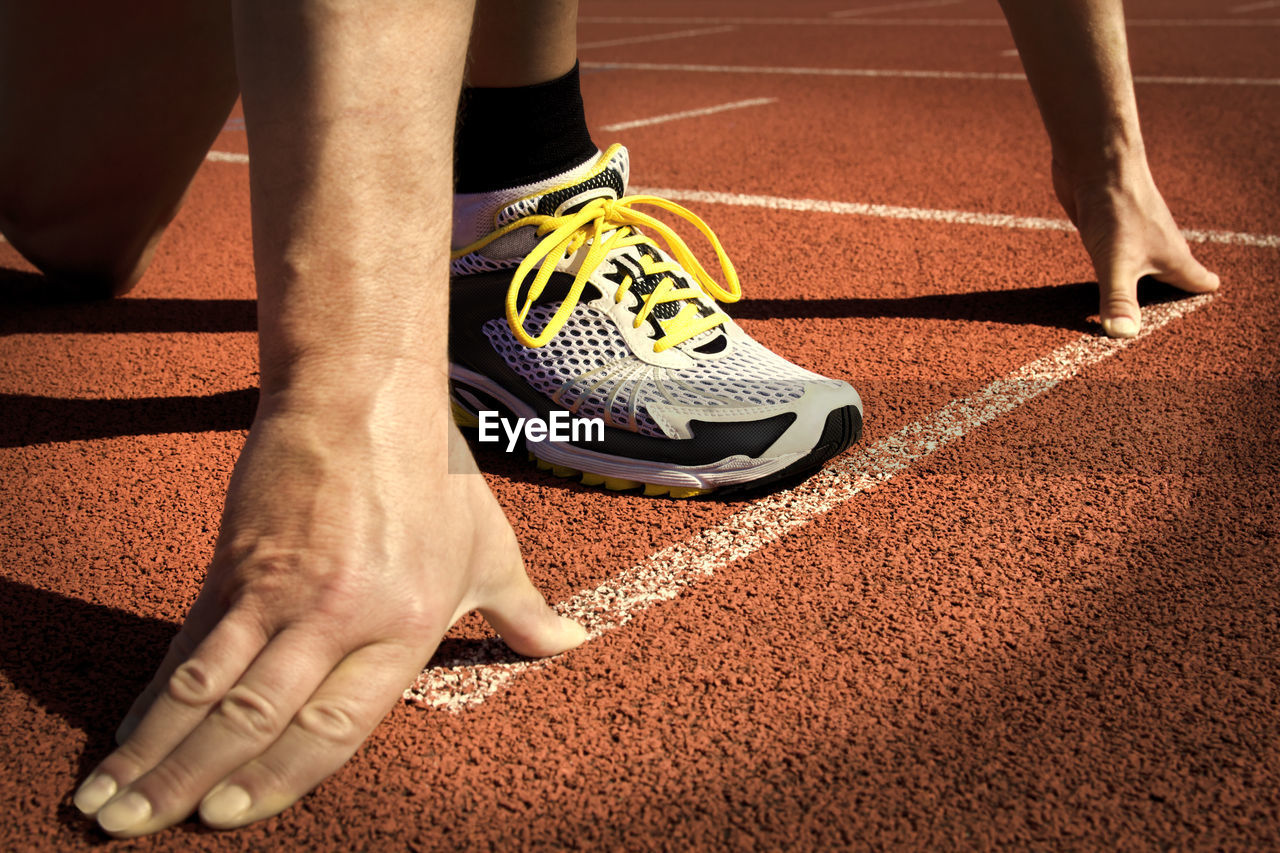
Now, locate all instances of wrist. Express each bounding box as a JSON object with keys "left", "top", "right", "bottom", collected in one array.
[
  {"left": 258, "top": 341, "right": 442, "bottom": 396},
  {"left": 255, "top": 348, "right": 447, "bottom": 435},
  {"left": 1050, "top": 123, "right": 1149, "bottom": 191}
]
